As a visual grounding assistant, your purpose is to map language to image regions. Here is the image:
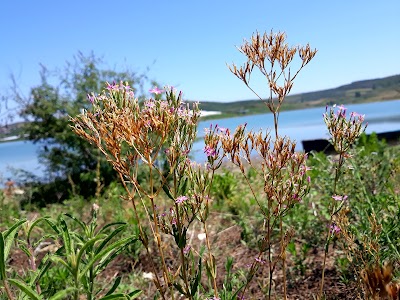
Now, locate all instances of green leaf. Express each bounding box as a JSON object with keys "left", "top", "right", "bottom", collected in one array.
[
  {"left": 19, "top": 243, "right": 31, "bottom": 258},
  {"left": 104, "top": 276, "right": 122, "bottom": 296},
  {"left": 128, "top": 289, "right": 142, "bottom": 299},
  {"left": 59, "top": 218, "right": 72, "bottom": 256},
  {"left": 173, "top": 282, "right": 186, "bottom": 296},
  {"left": 1, "top": 219, "right": 27, "bottom": 279},
  {"left": 75, "top": 234, "right": 106, "bottom": 274},
  {"left": 3, "top": 219, "right": 26, "bottom": 240},
  {"left": 50, "top": 256, "right": 73, "bottom": 275},
  {"left": 162, "top": 183, "right": 175, "bottom": 201},
  {"left": 99, "top": 222, "right": 127, "bottom": 234},
  {"left": 28, "top": 217, "right": 59, "bottom": 243},
  {"left": 79, "top": 237, "right": 137, "bottom": 281},
  {"left": 0, "top": 233, "right": 5, "bottom": 280},
  {"left": 95, "top": 244, "right": 127, "bottom": 275},
  {"left": 191, "top": 256, "right": 202, "bottom": 297},
  {"left": 48, "top": 287, "right": 75, "bottom": 300},
  {"left": 179, "top": 177, "right": 188, "bottom": 195},
  {"left": 8, "top": 278, "right": 43, "bottom": 300},
  {"left": 99, "top": 294, "right": 129, "bottom": 300},
  {"left": 95, "top": 224, "right": 127, "bottom": 255},
  {"left": 64, "top": 213, "right": 86, "bottom": 231}
]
